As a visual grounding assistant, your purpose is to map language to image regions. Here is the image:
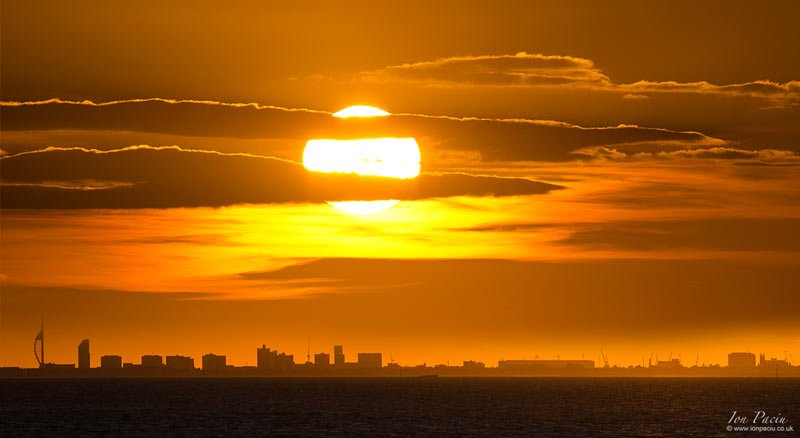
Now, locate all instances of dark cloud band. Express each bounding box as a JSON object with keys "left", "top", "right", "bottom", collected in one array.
[
  {"left": 0, "top": 146, "right": 560, "bottom": 209},
  {"left": 0, "top": 98, "right": 725, "bottom": 162}
]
